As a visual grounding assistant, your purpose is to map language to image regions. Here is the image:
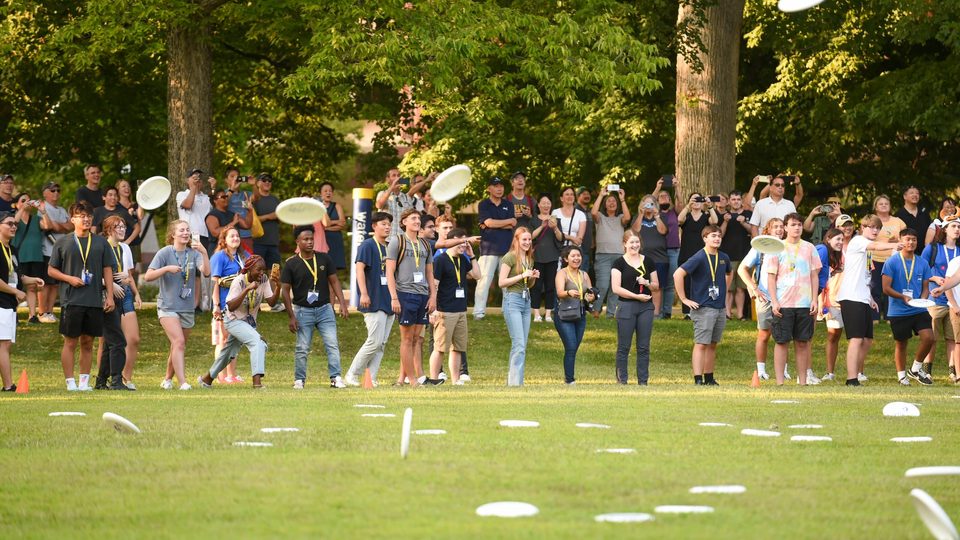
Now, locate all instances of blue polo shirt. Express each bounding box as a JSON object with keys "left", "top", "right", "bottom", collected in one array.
[
  {"left": 354, "top": 237, "right": 392, "bottom": 314},
  {"left": 882, "top": 252, "right": 932, "bottom": 318},
  {"left": 816, "top": 244, "right": 830, "bottom": 290},
  {"left": 478, "top": 197, "right": 515, "bottom": 257},
  {"left": 680, "top": 249, "right": 731, "bottom": 309}
]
